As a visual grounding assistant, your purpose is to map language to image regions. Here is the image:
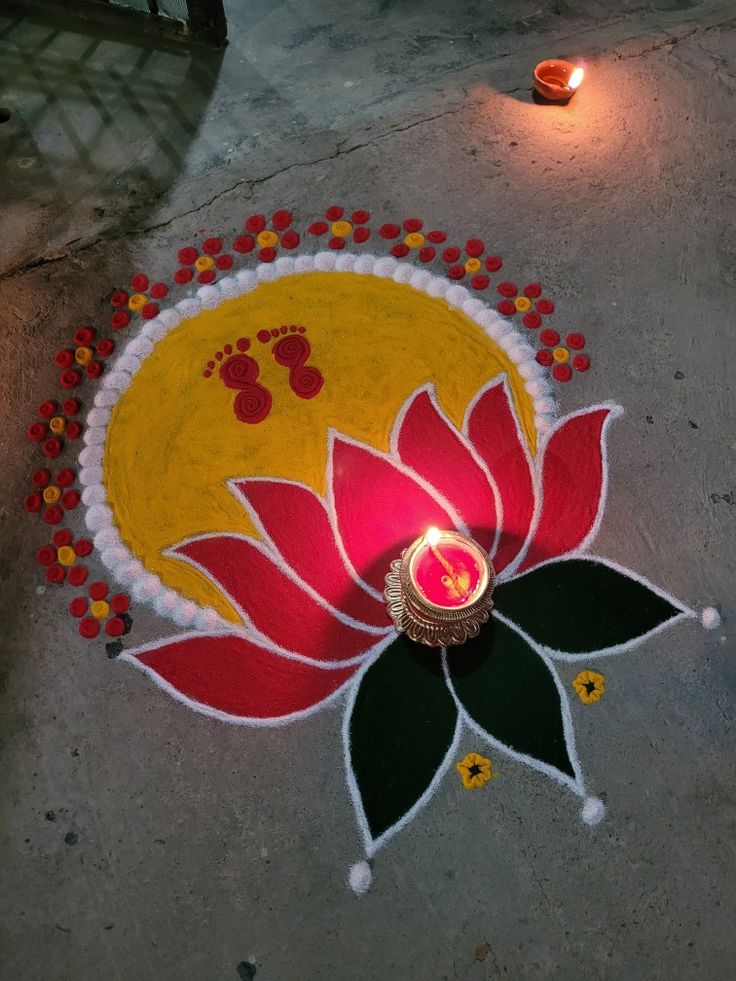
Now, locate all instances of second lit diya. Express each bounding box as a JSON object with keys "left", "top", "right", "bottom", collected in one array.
[{"left": 384, "top": 527, "right": 495, "bottom": 647}]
